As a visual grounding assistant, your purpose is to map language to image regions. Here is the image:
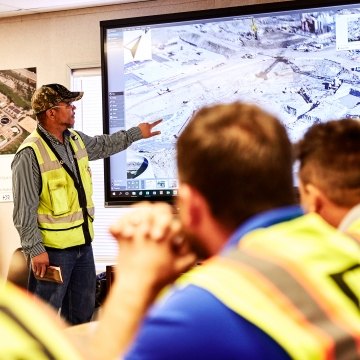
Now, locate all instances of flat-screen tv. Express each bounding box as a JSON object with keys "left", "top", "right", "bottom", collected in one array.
[{"left": 101, "top": 0, "right": 360, "bottom": 206}]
